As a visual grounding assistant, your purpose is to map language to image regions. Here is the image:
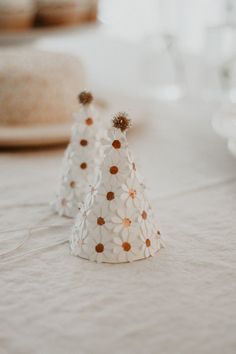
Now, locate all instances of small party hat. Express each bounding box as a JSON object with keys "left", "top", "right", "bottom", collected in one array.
[
  {"left": 52, "top": 91, "right": 104, "bottom": 218},
  {"left": 70, "top": 112, "right": 163, "bottom": 263}
]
